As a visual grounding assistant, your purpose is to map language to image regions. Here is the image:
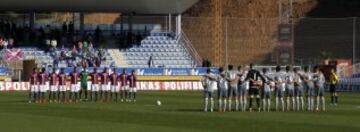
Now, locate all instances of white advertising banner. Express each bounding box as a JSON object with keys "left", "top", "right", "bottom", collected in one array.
[{"left": 0, "top": 81, "right": 204, "bottom": 91}]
